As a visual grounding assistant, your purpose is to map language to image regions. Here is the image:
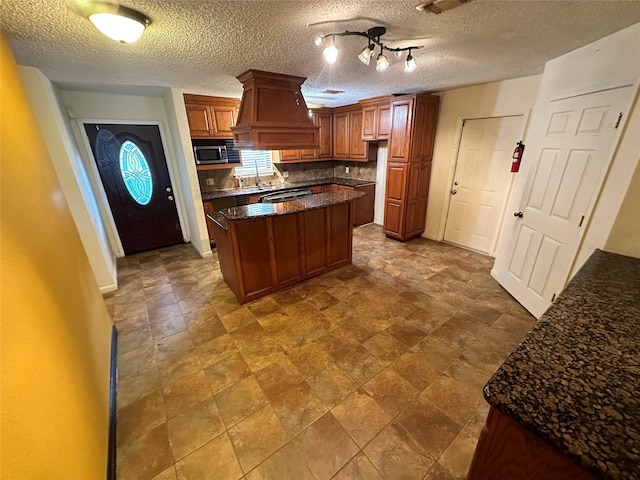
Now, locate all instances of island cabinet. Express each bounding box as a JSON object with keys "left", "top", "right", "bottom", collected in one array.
[
  {"left": 360, "top": 96, "right": 392, "bottom": 141},
  {"left": 332, "top": 105, "right": 377, "bottom": 162},
  {"left": 383, "top": 93, "right": 439, "bottom": 240},
  {"left": 183, "top": 94, "right": 240, "bottom": 139},
  {"left": 277, "top": 109, "right": 333, "bottom": 163},
  {"left": 210, "top": 191, "right": 364, "bottom": 304},
  {"left": 322, "top": 183, "right": 376, "bottom": 226}
]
